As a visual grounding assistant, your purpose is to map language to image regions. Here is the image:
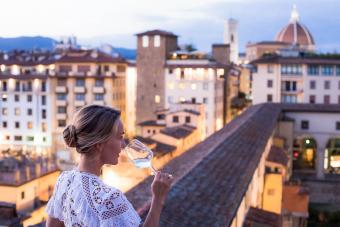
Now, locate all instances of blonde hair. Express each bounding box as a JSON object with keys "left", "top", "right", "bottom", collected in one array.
[{"left": 63, "top": 105, "right": 121, "bottom": 153}]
